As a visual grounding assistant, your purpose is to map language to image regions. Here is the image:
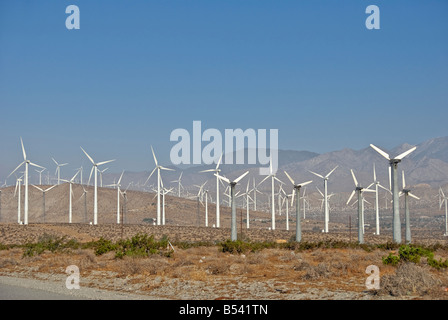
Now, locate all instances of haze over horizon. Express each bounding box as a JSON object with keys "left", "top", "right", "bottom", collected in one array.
[{"left": 1, "top": 1, "right": 447, "bottom": 178}]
